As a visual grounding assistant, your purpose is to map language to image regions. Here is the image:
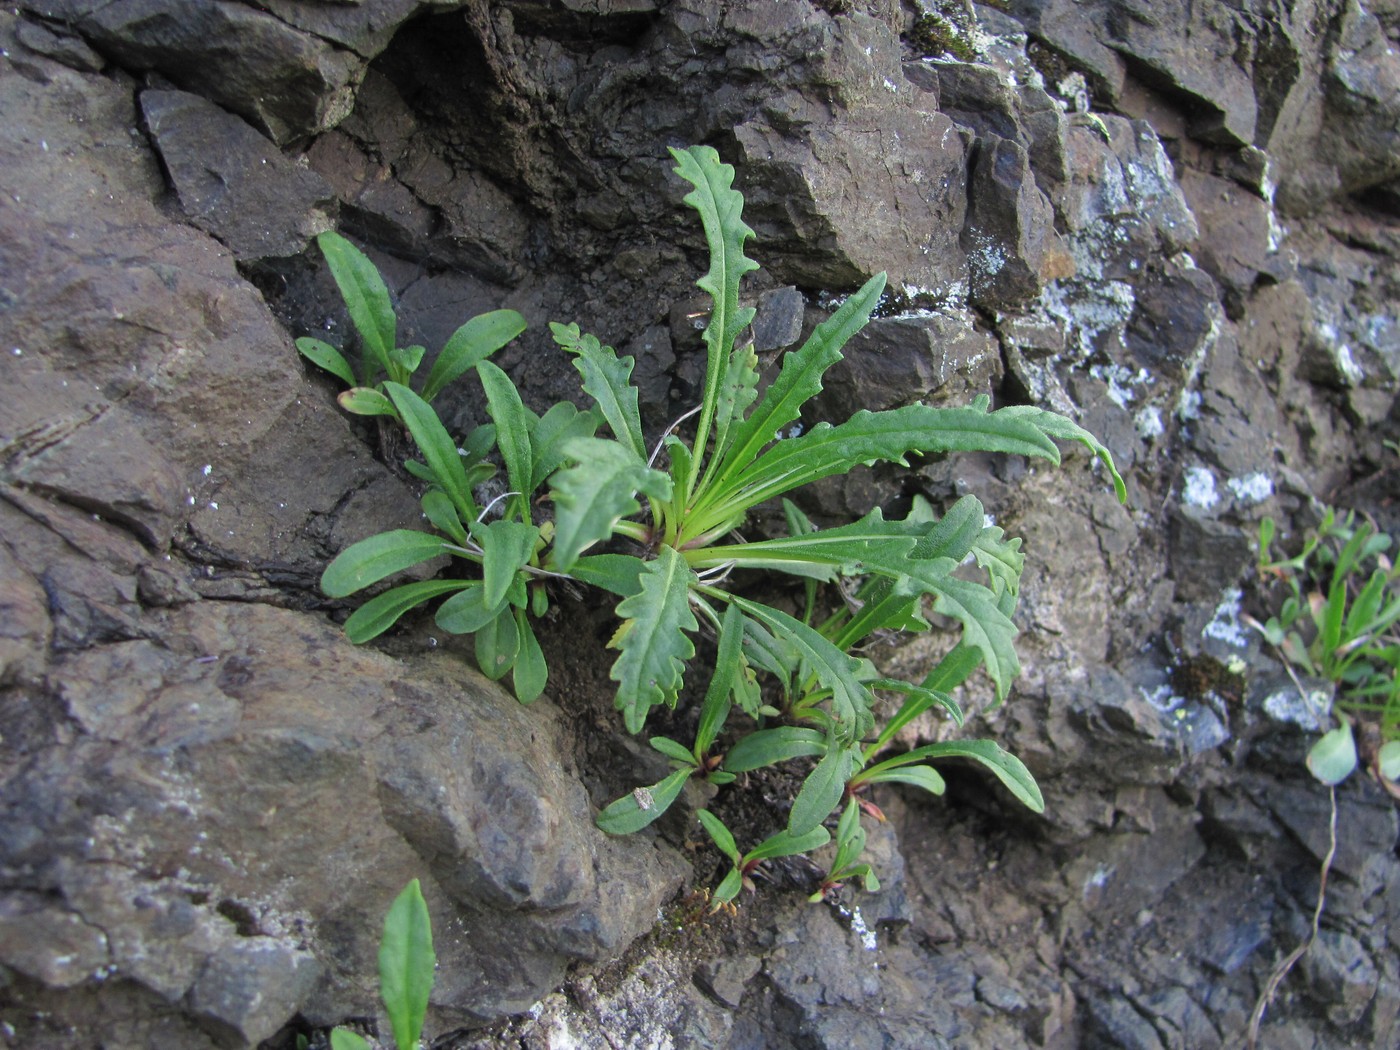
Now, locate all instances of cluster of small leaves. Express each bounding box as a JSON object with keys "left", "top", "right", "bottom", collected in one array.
[
  {"left": 329, "top": 880, "right": 435, "bottom": 1050},
  {"left": 297, "top": 230, "right": 525, "bottom": 425},
  {"left": 311, "top": 146, "right": 1125, "bottom": 905},
  {"left": 1254, "top": 508, "right": 1400, "bottom": 786}
]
